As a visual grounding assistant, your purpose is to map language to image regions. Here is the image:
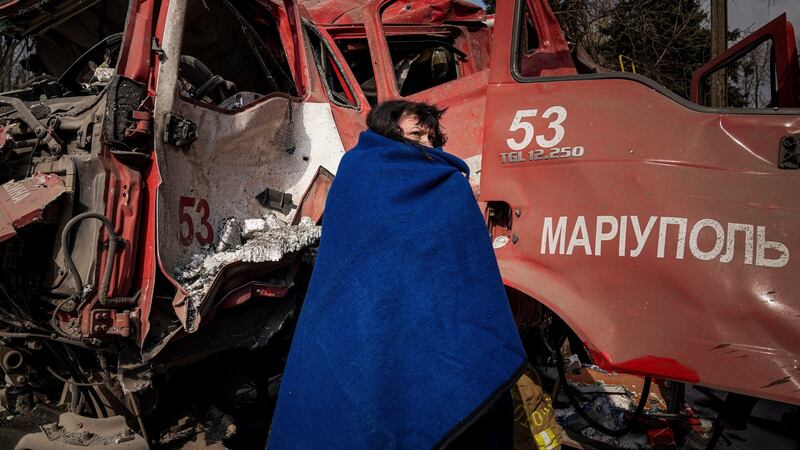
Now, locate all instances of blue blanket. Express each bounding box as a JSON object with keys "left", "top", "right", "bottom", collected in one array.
[{"left": 268, "top": 130, "right": 526, "bottom": 449}]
